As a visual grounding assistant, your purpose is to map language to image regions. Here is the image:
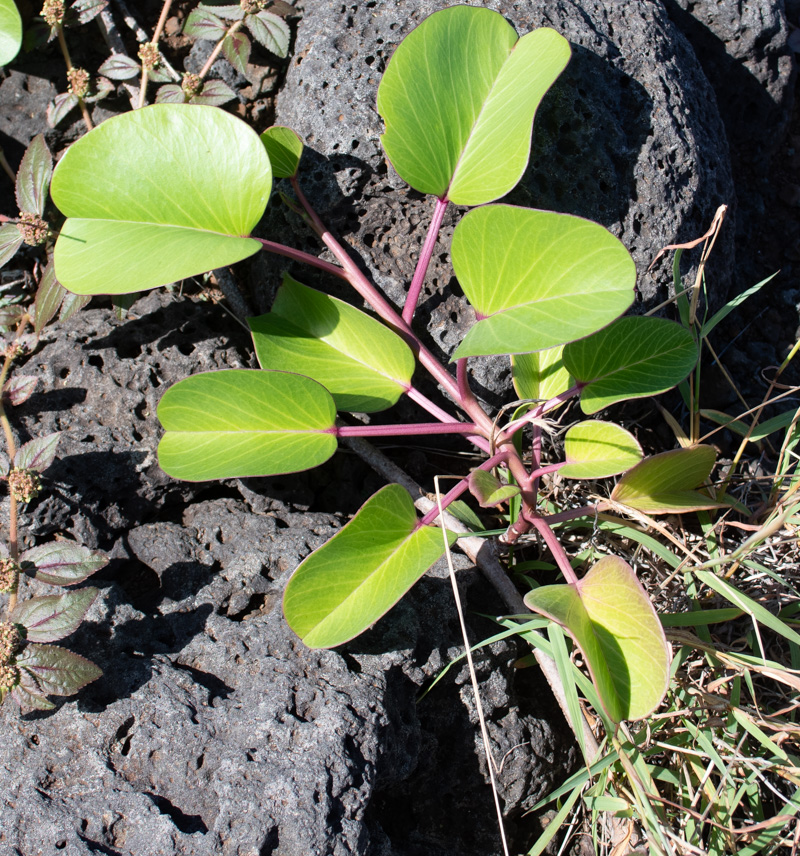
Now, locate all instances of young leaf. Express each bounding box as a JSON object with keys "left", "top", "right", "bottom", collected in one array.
[
  {"left": 47, "top": 92, "right": 79, "bottom": 127},
  {"left": 246, "top": 10, "right": 290, "bottom": 57},
  {"left": 0, "top": 222, "right": 23, "bottom": 268},
  {"left": 183, "top": 7, "right": 227, "bottom": 40},
  {"left": 524, "top": 555, "right": 670, "bottom": 722},
  {"left": 97, "top": 53, "right": 142, "bottom": 80},
  {"left": 377, "top": 6, "right": 570, "bottom": 205},
  {"left": 511, "top": 345, "right": 572, "bottom": 403},
  {"left": 560, "top": 421, "right": 643, "bottom": 479},
  {"left": 3, "top": 374, "right": 38, "bottom": 406},
  {"left": 611, "top": 445, "right": 725, "bottom": 514},
  {"left": 451, "top": 206, "right": 634, "bottom": 358},
  {"left": 20, "top": 541, "right": 109, "bottom": 586},
  {"left": 0, "top": 0, "right": 22, "bottom": 66},
  {"left": 249, "top": 274, "right": 415, "bottom": 413},
  {"left": 468, "top": 469, "right": 520, "bottom": 507},
  {"left": 157, "top": 369, "right": 338, "bottom": 481},
  {"left": 221, "top": 30, "right": 251, "bottom": 76},
  {"left": 260, "top": 126, "right": 303, "bottom": 179},
  {"left": 51, "top": 104, "right": 271, "bottom": 295},
  {"left": 154, "top": 84, "right": 185, "bottom": 104},
  {"left": 190, "top": 78, "right": 237, "bottom": 107},
  {"left": 14, "top": 431, "right": 60, "bottom": 472},
  {"left": 284, "top": 484, "right": 456, "bottom": 648},
  {"left": 15, "top": 643, "right": 102, "bottom": 696},
  {"left": 11, "top": 587, "right": 99, "bottom": 642},
  {"left": 15, "top": 134, "right": 53, "bottom": 216},
  {"left": 563, "top": 316, "right": 698, "bottom": 414}
]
